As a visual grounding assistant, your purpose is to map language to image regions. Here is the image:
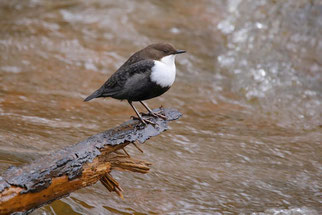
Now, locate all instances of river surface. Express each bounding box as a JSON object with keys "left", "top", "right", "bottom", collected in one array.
[{"left": 0, "top": 0, "right": 321, "bottom": 214}]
